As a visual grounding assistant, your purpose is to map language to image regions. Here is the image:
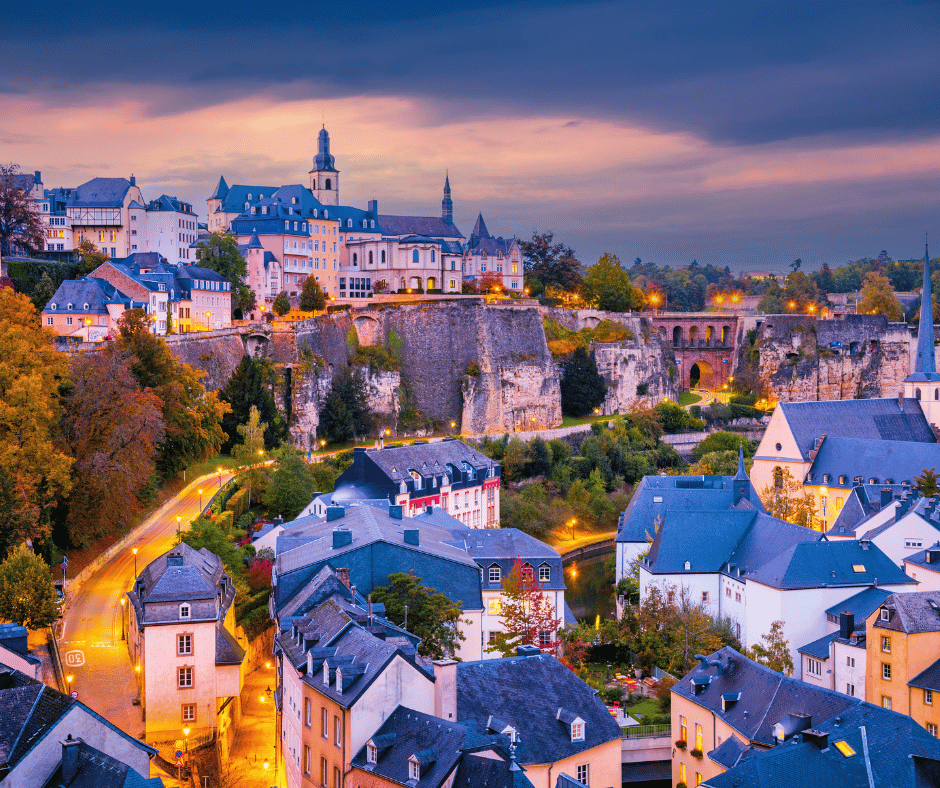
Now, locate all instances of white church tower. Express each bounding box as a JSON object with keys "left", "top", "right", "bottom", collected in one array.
[
  {"left": 309, "top": 125, "right": 340, "bottom": 206},
  {"left": 904, "top": 240, "right": 940, "bottom": 430}
]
